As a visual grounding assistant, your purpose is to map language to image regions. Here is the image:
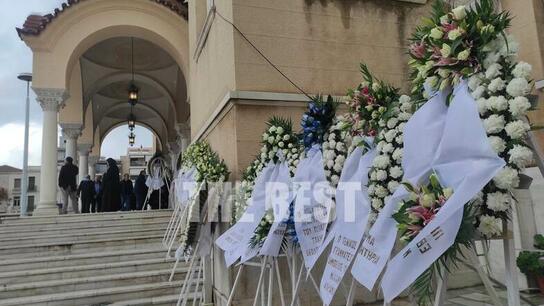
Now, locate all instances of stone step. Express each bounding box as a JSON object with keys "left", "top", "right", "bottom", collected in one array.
[
  {"left": 0, "top": 225, "right": 167, "bottom": 246},
  {"left": 107, "top": 293, "right": 197, "bottom": 306},
  {"left": 0, "top": 210, "right": 172, "bottom": 227},
  {"left": 0, "top": 247, "right": 167, "bottom": 273},
  {"left": 0, "top": 268, "right": 191, "bottom": 299},
  {"left": 0, "top": 218, "right": 168, "bottom": 239},
  {"left": 0, "top": 280, "right": 191, "bottom": 306},
  {"left": 0, "top": 234, "right": 165, "bottom": 258},
  {"left": 0, "top": 257, "right": 180, "bottom": 285}
]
